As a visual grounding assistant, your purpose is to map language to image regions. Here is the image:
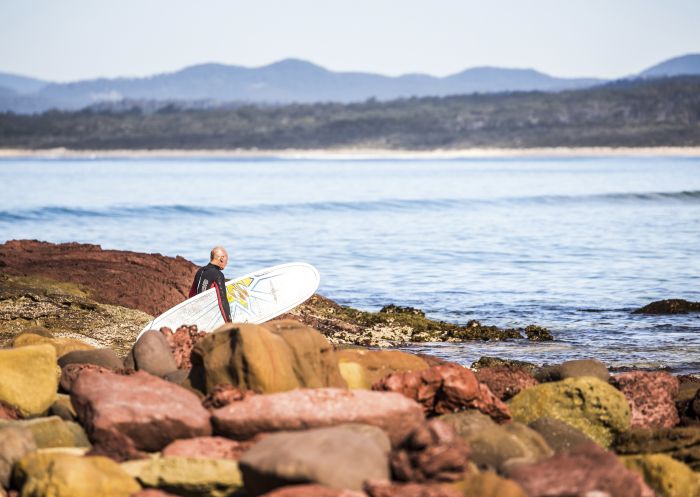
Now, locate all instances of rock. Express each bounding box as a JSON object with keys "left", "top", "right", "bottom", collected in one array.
[
  {"left": 259, "top": 485, "right": 366, "bottom": 497},
  {"left": 12, "top": 332, "right": 94, "bottom": 357},
  {"left": 364, "top": 480, "right": 461, "bottom": 497},
  {"left": 49, "top": 394, "right": 78, "bottom": 420},
  {"left": 132, "top": 490, "right": 181, "bottom": 497},
  {"left": 451, "top": 472, "right": 528, "bottom": 497},
  {"left": 58, "top": 348, "right": 124, "bottom": 370},
  {"left": 622, "top": 454, "right": 700, "bottom": 497},
  {"left": 0, "top": 344, "right": 58, "bottom": 417},
  {"left": 470, "top": 356, "right": 537, "bottom": 373},
  {"left": 372, "top": 364, "right": 511, "bottom": 422},
  {"left": 527, "top": 417, "right": 595, "bottom": 452},
  {"left": 122, "top": 456, "right": 242, "bottom": 497},
  {"left": 633, "top": 298, "right": 700, "bottom": 314},
  {"left": 211, "top": 387, "right": 424, "bottom": 447},
  {"left": 522, "top": 325, "right": 553, "bottom": 341},
  {"left": 474, "top": 366, "right": 539, "bottom": 401},
  {"left": 441, "top": 410, "right": 552, "bottom": 472},
  {"left": 13, "top": 451, "right": 140, "bottom": 497},
  {"left": 336, "top": 349, "right": 429, "bottom": 389},
  {"left": 189, "top": 321, "right": 346, "bottom": 394},
  {"left": 240, "top": 424, "right": 390, "bottom": 495},
  {"left": 131, "top": 330, "right": 179, "bottom": 377},
  {"left": 163, "top": 436, "right": 254, "bottom": 460},
  {"left": 0, "top": 426, "right": 36, "bottom": 488},
  {"left": 71, "top": 369, "right": 212, "bottom": 452},
  {"left": 535, "top": 358, "right": 609, "bottom": 382},
  {"left": 614, "top": 426, "right": 700, "bottom": 471},
  {"left": 676, "top": 375, "right": 700, "bottom": 424},
  {"left": 610, "top": 371, "right": 680, "bottom": 429},
  {"left": 202, "top": 385, "right": 256, "bottom": 409},
  {"left": 0, "top": 416, "right": 90, "bottom": 448},
  {"left": 162, "top": 369, "right": 190, "bottom": 385},
  {"left": 0, "top": 401, "right": 21, "bottom": 420},
  {"left": 59, "top": 363, "right": 114, "bottom": 393},
  {"left": 160, "top": 325, "right": 206, "bottom": 369},
  {"left": 508, "top": 376, "right": 631, "bottom": 447},
  {"left": 506, "top": 443, "right": 655, "bottom": 497},
  {"left": 390, "top": 419, "right": 470, "bottom": 482}
]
